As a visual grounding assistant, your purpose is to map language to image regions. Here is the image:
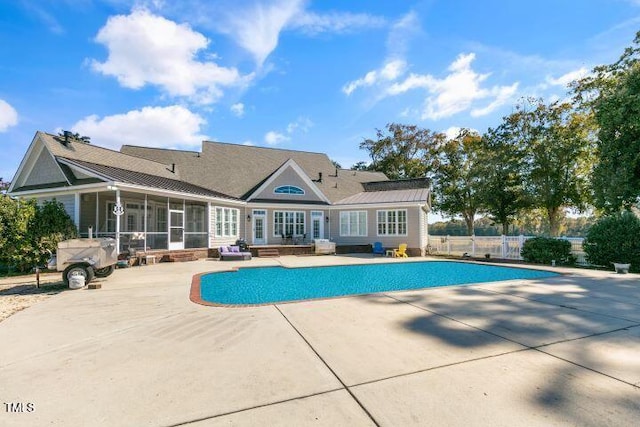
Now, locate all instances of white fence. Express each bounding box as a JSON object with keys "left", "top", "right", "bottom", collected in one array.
[{"left": 427, "top": 235, "right": 587, "bottom": 265}]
